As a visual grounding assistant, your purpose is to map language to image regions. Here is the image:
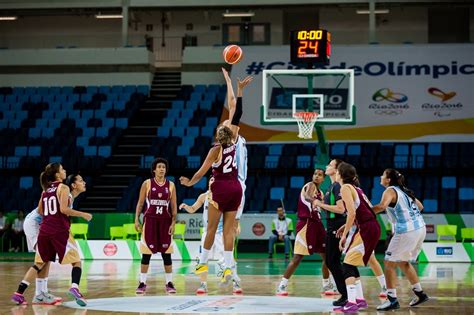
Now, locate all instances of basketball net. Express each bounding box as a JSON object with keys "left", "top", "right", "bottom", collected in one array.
[{"left": 293, "top": 112, "right": 319, "bottom": 139}]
